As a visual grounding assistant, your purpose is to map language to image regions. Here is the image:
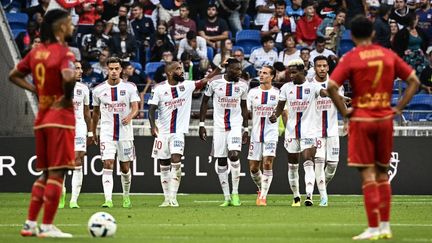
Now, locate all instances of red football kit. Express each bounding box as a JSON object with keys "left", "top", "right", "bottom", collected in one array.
[
  {"left": 17, "top": 43, "right": 76, "bottom": 171},
  {"left": 330, "top": 44, "right": 414, "bottom": 167}
]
